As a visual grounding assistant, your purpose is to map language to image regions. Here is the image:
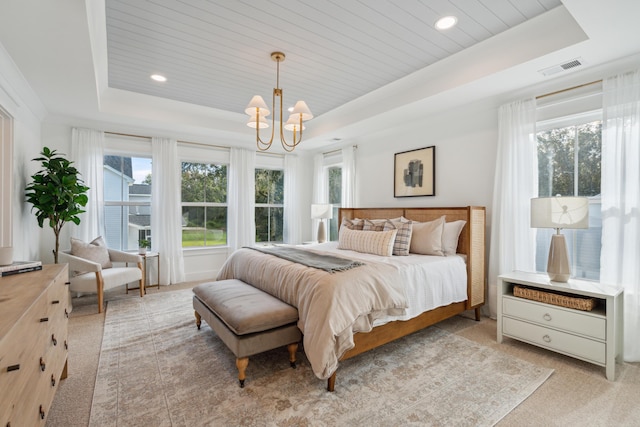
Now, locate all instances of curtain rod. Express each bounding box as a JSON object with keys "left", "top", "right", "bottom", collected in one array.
[
  {"left": 323, "top": 144, "right": 358, "bottom": 156},
  {"left": 536, "top": 79, "right": 602, "bottom": 100},
  {"left": 104, "top": 131, "right": 230, "bottom": 151}
]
